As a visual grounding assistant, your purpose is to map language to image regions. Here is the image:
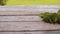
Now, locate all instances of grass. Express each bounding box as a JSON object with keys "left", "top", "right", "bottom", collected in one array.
[{"left": 6, "top": 0, "right": 60, "bottom": 6}]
